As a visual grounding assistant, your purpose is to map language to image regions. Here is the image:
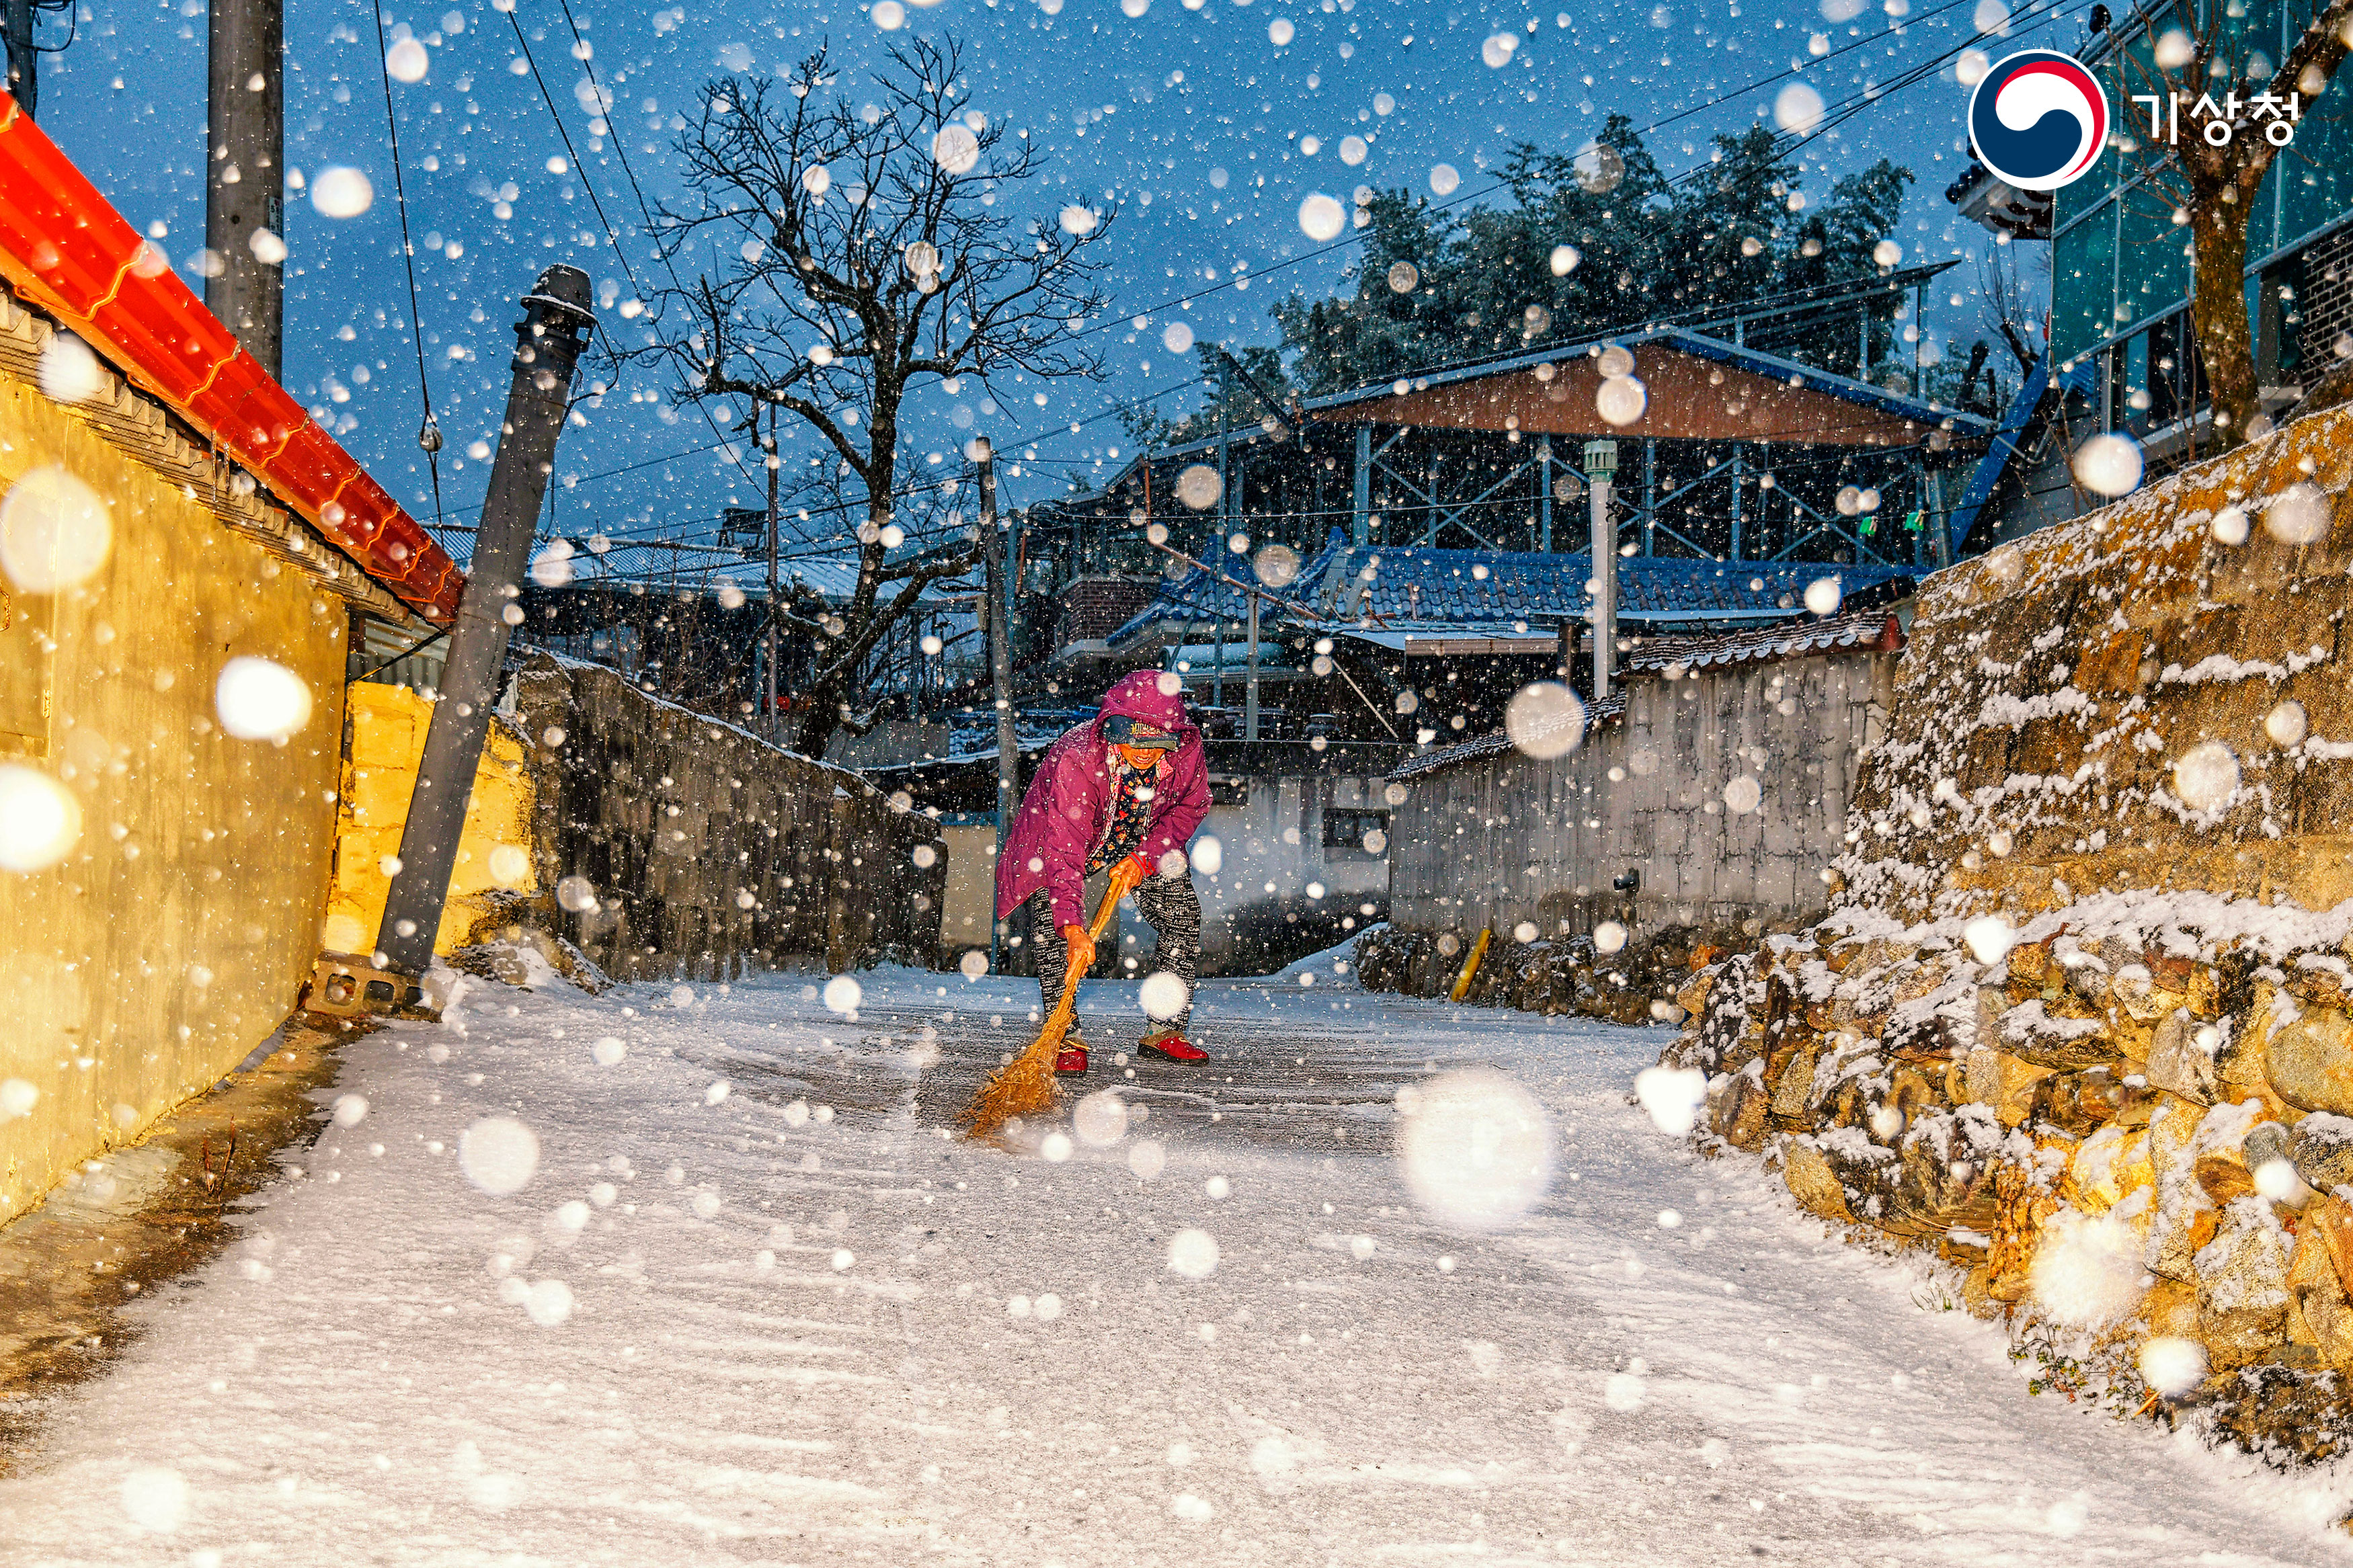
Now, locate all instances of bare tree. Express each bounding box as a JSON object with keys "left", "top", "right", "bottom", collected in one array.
[
  {"left": 633, "top": 36, "right": 1113, "bottom": 757},
  {"left": 2113, "top": 1, "right": 2353, "bottom": 447}
]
